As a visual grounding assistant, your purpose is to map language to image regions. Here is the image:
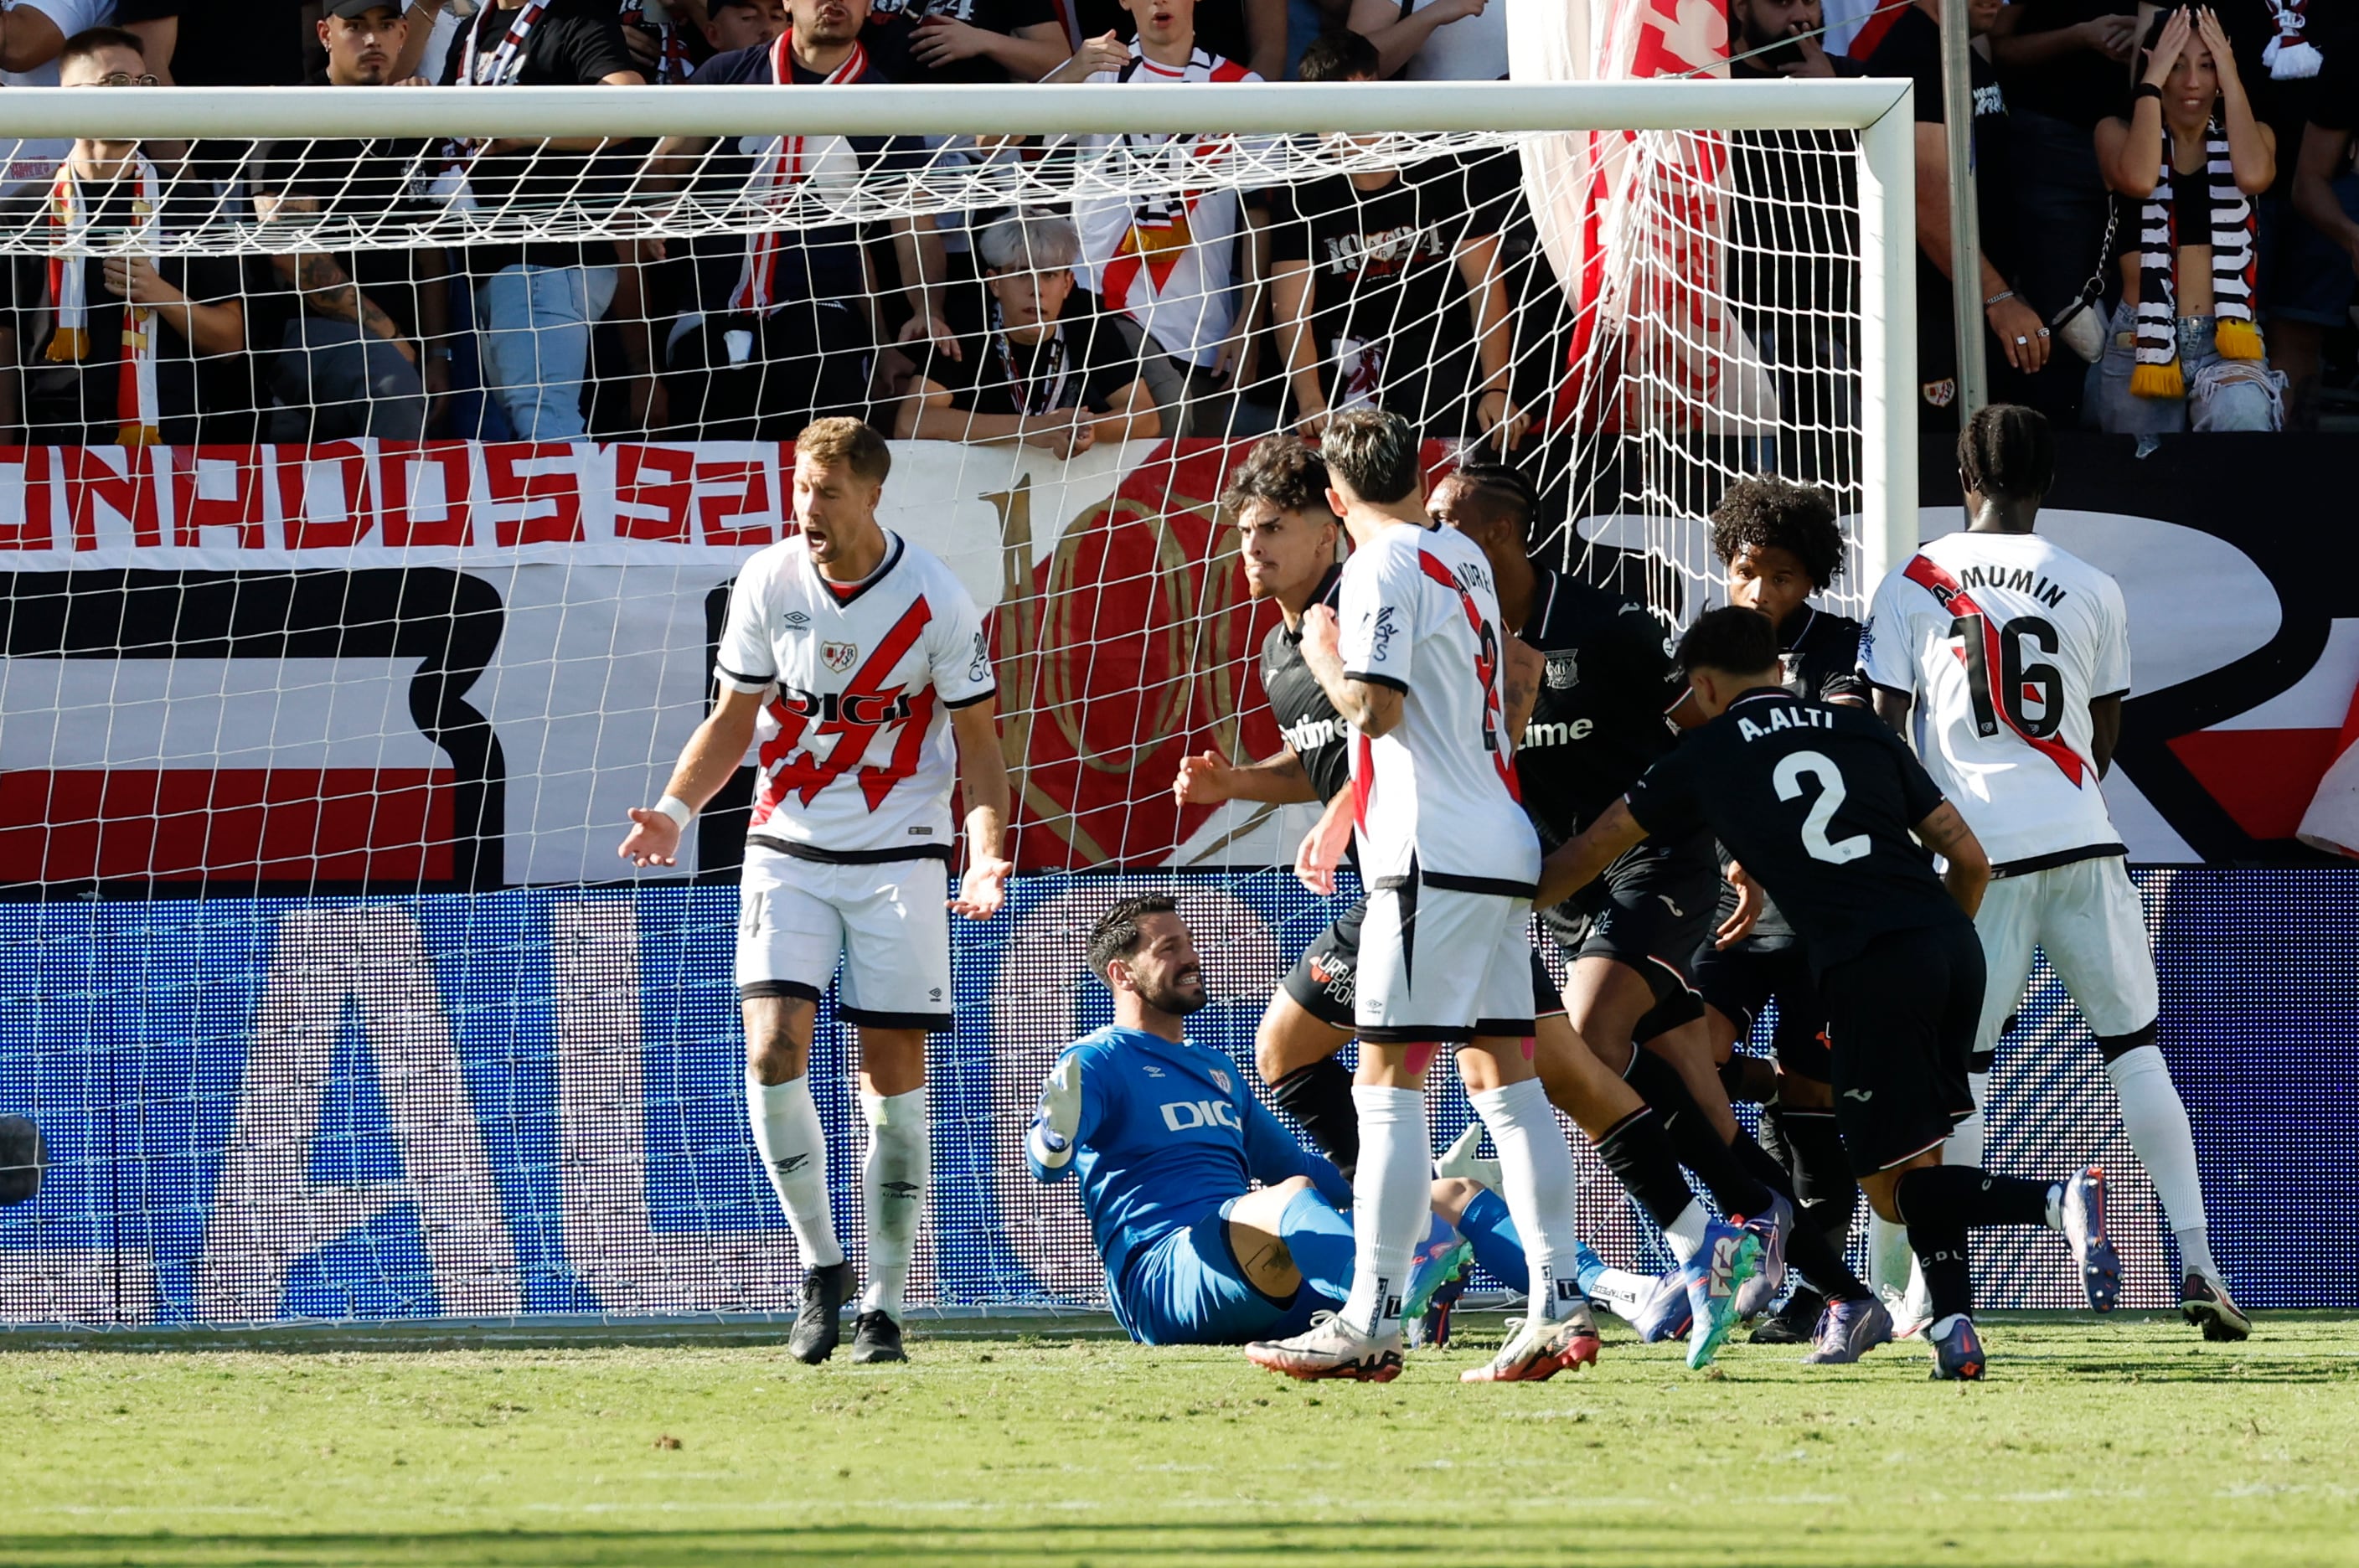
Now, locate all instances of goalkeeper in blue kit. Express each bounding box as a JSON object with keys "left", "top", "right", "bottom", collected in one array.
[{"left": 1030, "top": 895, "right": 1536, "bottom": 1349}]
